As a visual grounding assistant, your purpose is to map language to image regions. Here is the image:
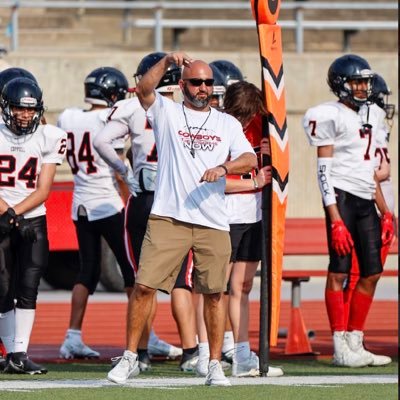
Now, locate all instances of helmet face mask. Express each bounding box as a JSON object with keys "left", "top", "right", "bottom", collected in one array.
[
  {"left": 134, "top": 52, "right": 181, "bottom": 93},
  {"left": 370, "top": 74, "right": 395, "bottom": 121},
  {"left": 209, "top": 64, "right": 226, "bottom": 110},
  {"left": 1, "top": 77, "right": 44, "bottom": 136},
  {"left": 327, "top": 54, "right": 374, "bottom": 108},
  {"left": 84, "top": 67, "right": 129, "bottom": 107}
]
